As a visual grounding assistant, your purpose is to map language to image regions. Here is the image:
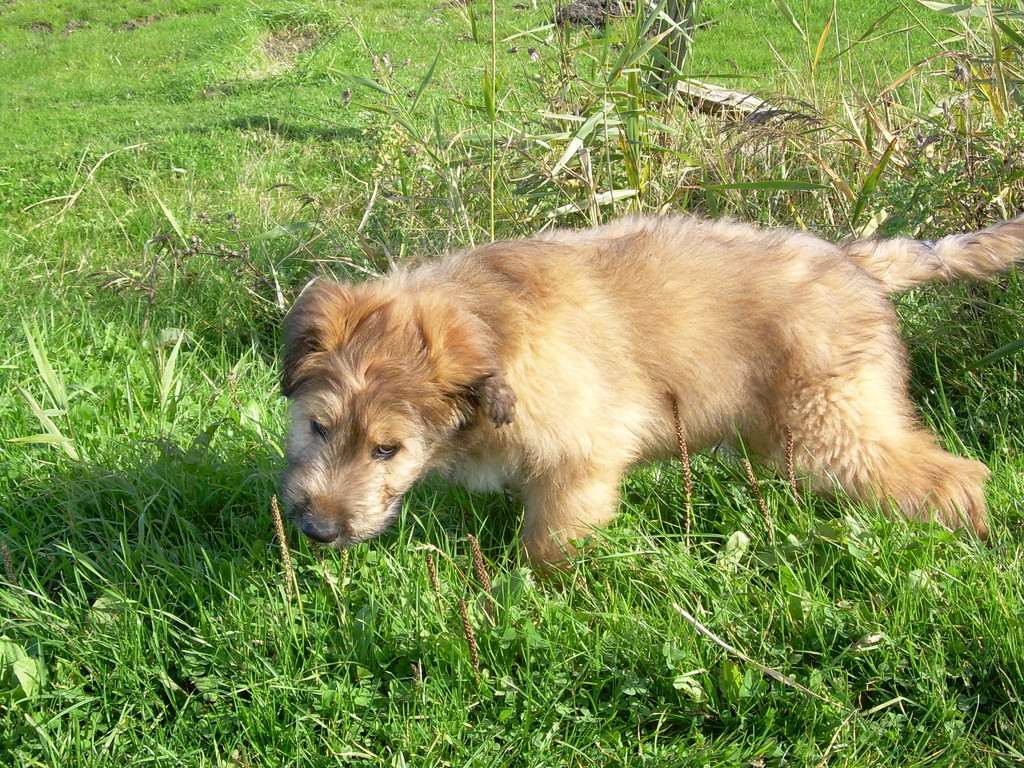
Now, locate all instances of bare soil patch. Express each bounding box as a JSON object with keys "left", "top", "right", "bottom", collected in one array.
[
  {"left": 555, "top": 0, "right": 634, "bottom": 28},
  {"left": 262, "top": 28, "right": 318, "bottom": 62},
  {"left": 121, "top": 15, "right": 164, "bottom": 31},
  {"left": 63, "top": 19, "right": 89, "bottom": 35}
]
